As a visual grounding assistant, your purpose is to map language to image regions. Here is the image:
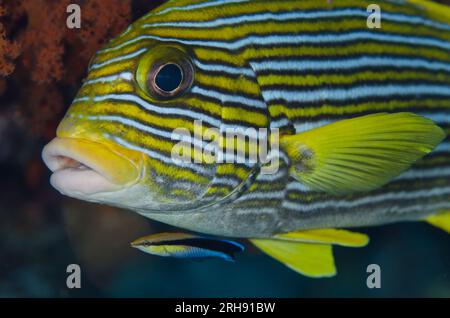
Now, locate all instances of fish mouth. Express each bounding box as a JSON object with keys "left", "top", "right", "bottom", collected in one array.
[{"left": 42, "top": 137, "right": 143, "bottom": 196}]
